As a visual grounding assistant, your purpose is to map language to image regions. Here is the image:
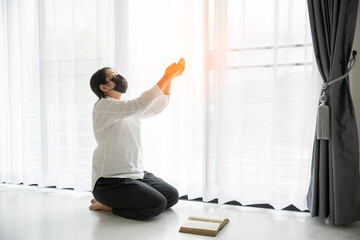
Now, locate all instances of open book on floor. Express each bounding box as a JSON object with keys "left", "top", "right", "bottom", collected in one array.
[{"left": 179, "top": 216, "right": 230, "bottom": 237}]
